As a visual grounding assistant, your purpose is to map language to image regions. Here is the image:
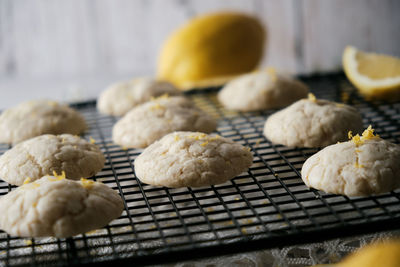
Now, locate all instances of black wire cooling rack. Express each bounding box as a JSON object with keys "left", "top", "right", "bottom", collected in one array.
[{"left": 1, "top": 73, "right": 400, "bottom": 266}]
